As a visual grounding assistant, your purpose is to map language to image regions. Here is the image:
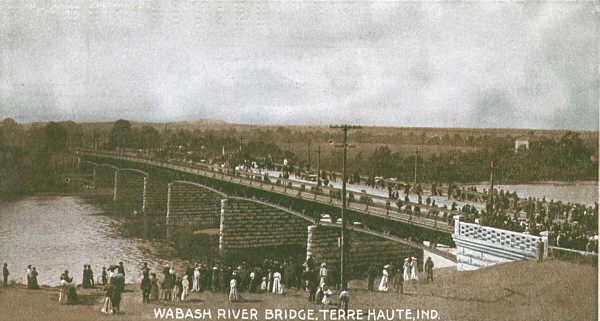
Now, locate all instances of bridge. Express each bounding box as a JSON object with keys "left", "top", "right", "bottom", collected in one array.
[
  {"left": 78, "top": 151, "right": 458, "bottom": 270},
  {"left": 77, "top": 150, "right": 548, "bottom": 270}
]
